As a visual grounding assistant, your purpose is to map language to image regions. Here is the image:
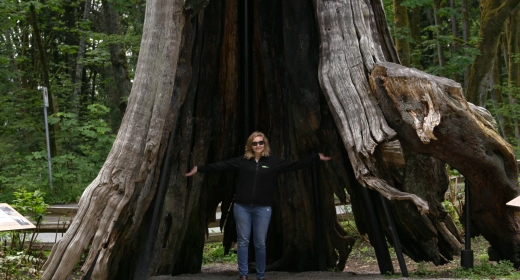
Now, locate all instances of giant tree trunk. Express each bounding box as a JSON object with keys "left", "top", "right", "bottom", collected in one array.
[
  {"left": 43, "top": 0, "right": 520, "bottom": 278},
  {"left": 41, "top": 0, "right": 186, "bottom": 278}
]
